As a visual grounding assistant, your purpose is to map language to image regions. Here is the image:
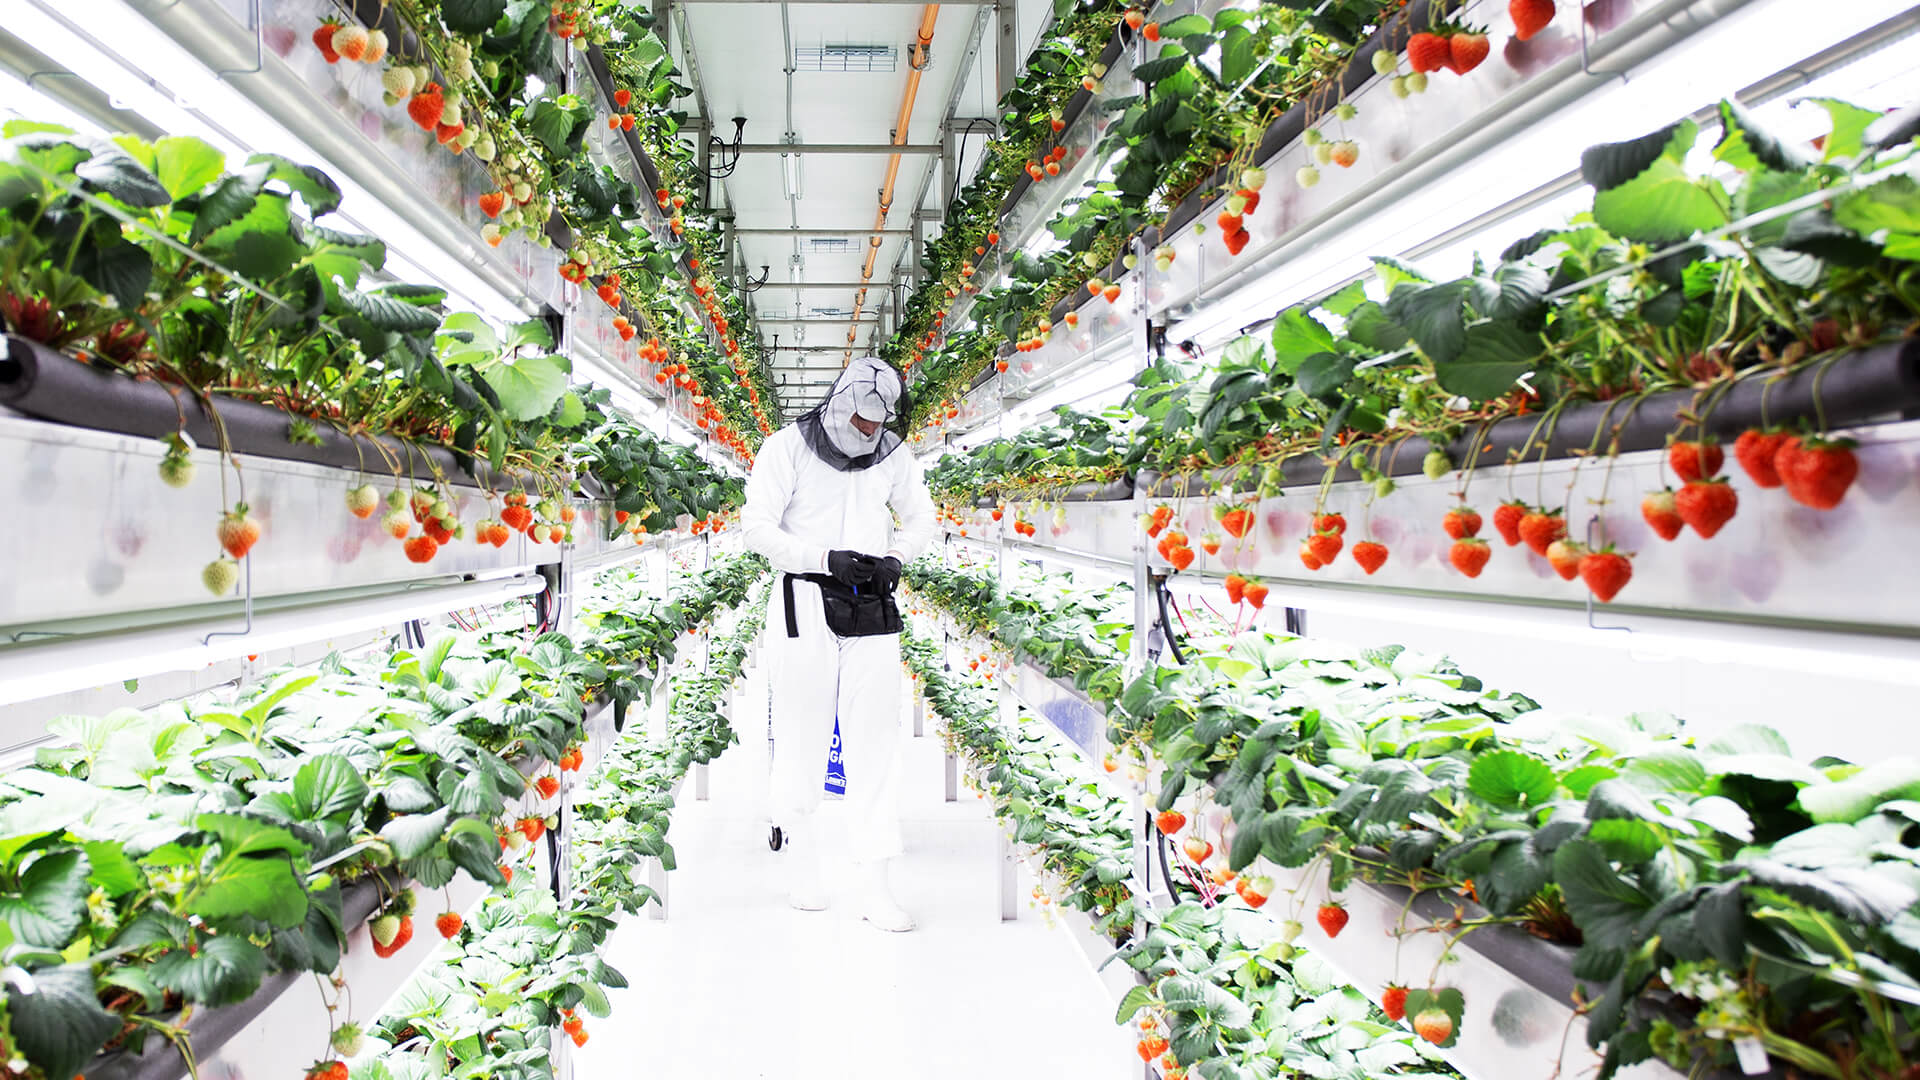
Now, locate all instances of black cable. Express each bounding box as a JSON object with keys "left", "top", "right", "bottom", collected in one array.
[
  {"left": 1155, "top": 577, "right": 1187, "bottom": 666},
  {"left": 945, "top": 119, "right": 998, "bottom": 211}
]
